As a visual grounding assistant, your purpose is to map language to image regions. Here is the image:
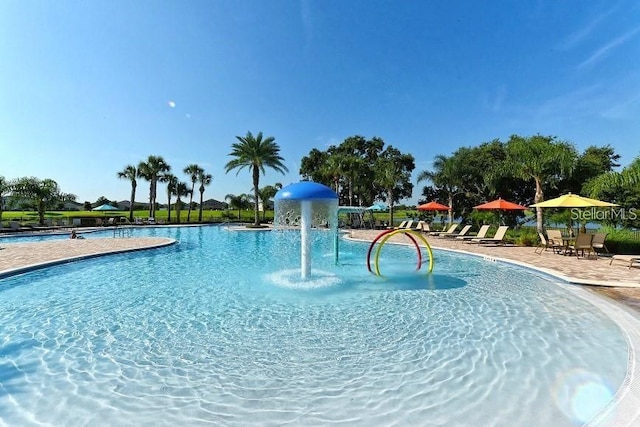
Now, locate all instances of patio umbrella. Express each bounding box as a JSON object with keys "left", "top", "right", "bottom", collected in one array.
[
  {"left": 92, "top": 203, "right": 120, "bottom": 211},
  {"left": 474, "top": 198, "right": 527, "bottom": 211},
  {"left": 530, "top": 193, "right": 617, "bottom": 235},
  {"left": 416, "top": 201, "right": 450, "bottom": 211},
  {"left": 474, "top": 198, "right": 527, "bottom": 225},
  {"left": 417, "top": 201, "right": 450, "bottom": 229},
  {"left": 529, "top": 193, "right": 617, "bottom": 208},
  {"left": 366, "top": 203, "right": 387, "bottom": 211}
]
